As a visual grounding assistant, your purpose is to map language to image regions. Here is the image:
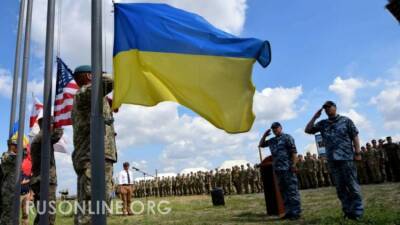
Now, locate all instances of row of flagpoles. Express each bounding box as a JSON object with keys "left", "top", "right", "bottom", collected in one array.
[{"left": 8, "top": 0, "right": 107, "bottom": 225}]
